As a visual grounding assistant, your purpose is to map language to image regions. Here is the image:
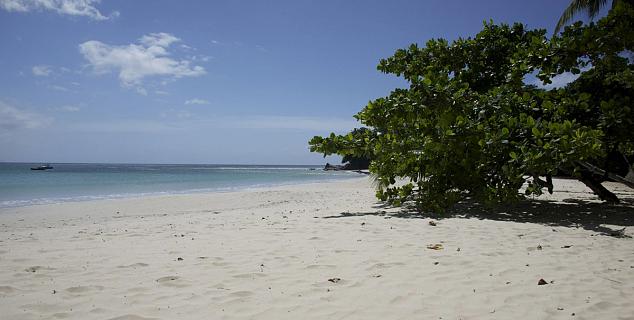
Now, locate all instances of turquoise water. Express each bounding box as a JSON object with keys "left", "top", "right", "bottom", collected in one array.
[{"left": 0, "top": 163, "right": 360, "bottom": 208}]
